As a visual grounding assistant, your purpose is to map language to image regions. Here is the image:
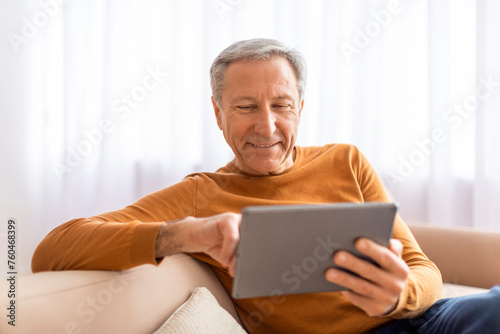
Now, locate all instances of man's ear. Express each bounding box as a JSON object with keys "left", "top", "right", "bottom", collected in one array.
[
  {"left": 299, "top": 99, "right": 304, "bottom": 118},
  {"left": 211, "top": 97, "right": 223, "bottom": 130}
]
